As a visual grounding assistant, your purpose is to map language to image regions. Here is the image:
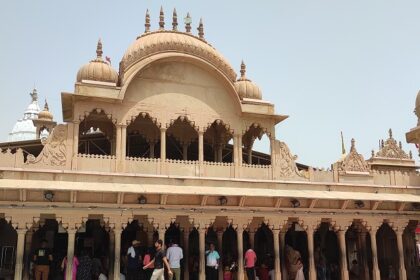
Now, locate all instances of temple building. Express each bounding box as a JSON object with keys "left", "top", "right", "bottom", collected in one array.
[{"left": 0, "top": 8, "right": 419, "bottom": 280}]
